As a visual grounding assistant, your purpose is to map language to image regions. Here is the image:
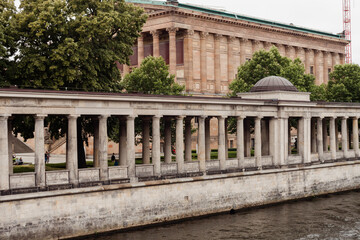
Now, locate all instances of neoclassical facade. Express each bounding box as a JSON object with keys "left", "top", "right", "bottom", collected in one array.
[{"left": 123, "top": 0, "right": 348, "bottom": 95}]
